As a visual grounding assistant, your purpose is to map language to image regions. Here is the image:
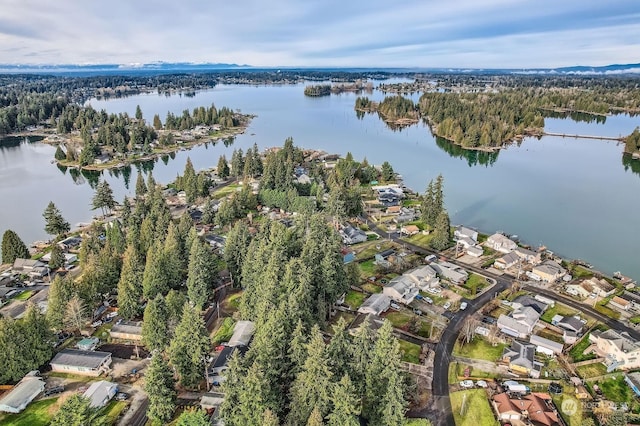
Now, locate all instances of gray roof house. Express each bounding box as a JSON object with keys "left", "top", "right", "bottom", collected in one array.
[
  {"left": 226, "top": 321, "right": 256, "bottom": 348},
  {"left": 393, "top": 207, "right": 416, "bottom": 223},
  {"left": 515, "top": 247, "right": 542, "bottom": 265},
  {"left": 530, "top": 334, "right": 564, "bottom": 356},
  {"left": 486, "top": 233, "right": 517, "bottom": 254},
  {"left": 383, "top": 276, "right": 419, "bottom": 305},
  {"left": 0, "top": 374, "right": 45, "bottom": 414},
  {"left": 494, "top": 252, "right": 521, "bottom": 269},
  {"left": 83, "top": 381, "right": 118, "bottom": 408},
  {"left": 341, "top": 225, "right": 367, "bottom": 245},
  {"left": 110, "top": 321, "right": 143, "bottom": 341},
  {"left": 430, "top": 261, "right": 469, "bottom": 284},
  {"left": 50, "top": 349, "right": 112, "bottom": 376},
  {"left": 497, "top": 306, "right": 540, "bottom": 338},
  {"left": 375, "top": 249, "right": 397, "bottom": 267},
  {"left": 502, "top": 341, "right": 541, "bottom": 378},
  {"left": 12, "top": 258, "right": 49, "bottom": 278},
  {"left": 553, "top": 316, "right": 584, "bottom": 334},
  {"left": 454, "top": 226, "right": 478, "bottom": 243},
  {"left": 512, "top": 295, "right": 548, "bottom": 315},
  {"left": 405, "top": 265, "right": 440, "bottom": 291},
  {"left": 358, "top": 294, "right": 391, "bottom": 316}
]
